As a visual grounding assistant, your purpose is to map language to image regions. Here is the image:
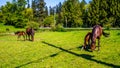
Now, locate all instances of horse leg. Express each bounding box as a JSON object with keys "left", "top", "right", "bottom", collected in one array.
[
  {"left": 31, "top": 35, "right": 34, "bottom": 41},
  {"left": 81, "top": 40, "right": 87, "bottom": 50},
  {"left": 98, "top": 38, "right": 100, "bottom": 51},
  {"left": 88, "top": 38, "right": 91, "bottom": 49},
  {"left": 26, "top": 34, "right": 27, "bottom": 40},
  {"left": 17, "top": 35, "right": 21, "bottom": 41},
  {"left": 23, "top": 35, "right": 25, "bottom": 41},
  {"left": 28, "top": 35, "right": 30, "bottom": 41}
]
